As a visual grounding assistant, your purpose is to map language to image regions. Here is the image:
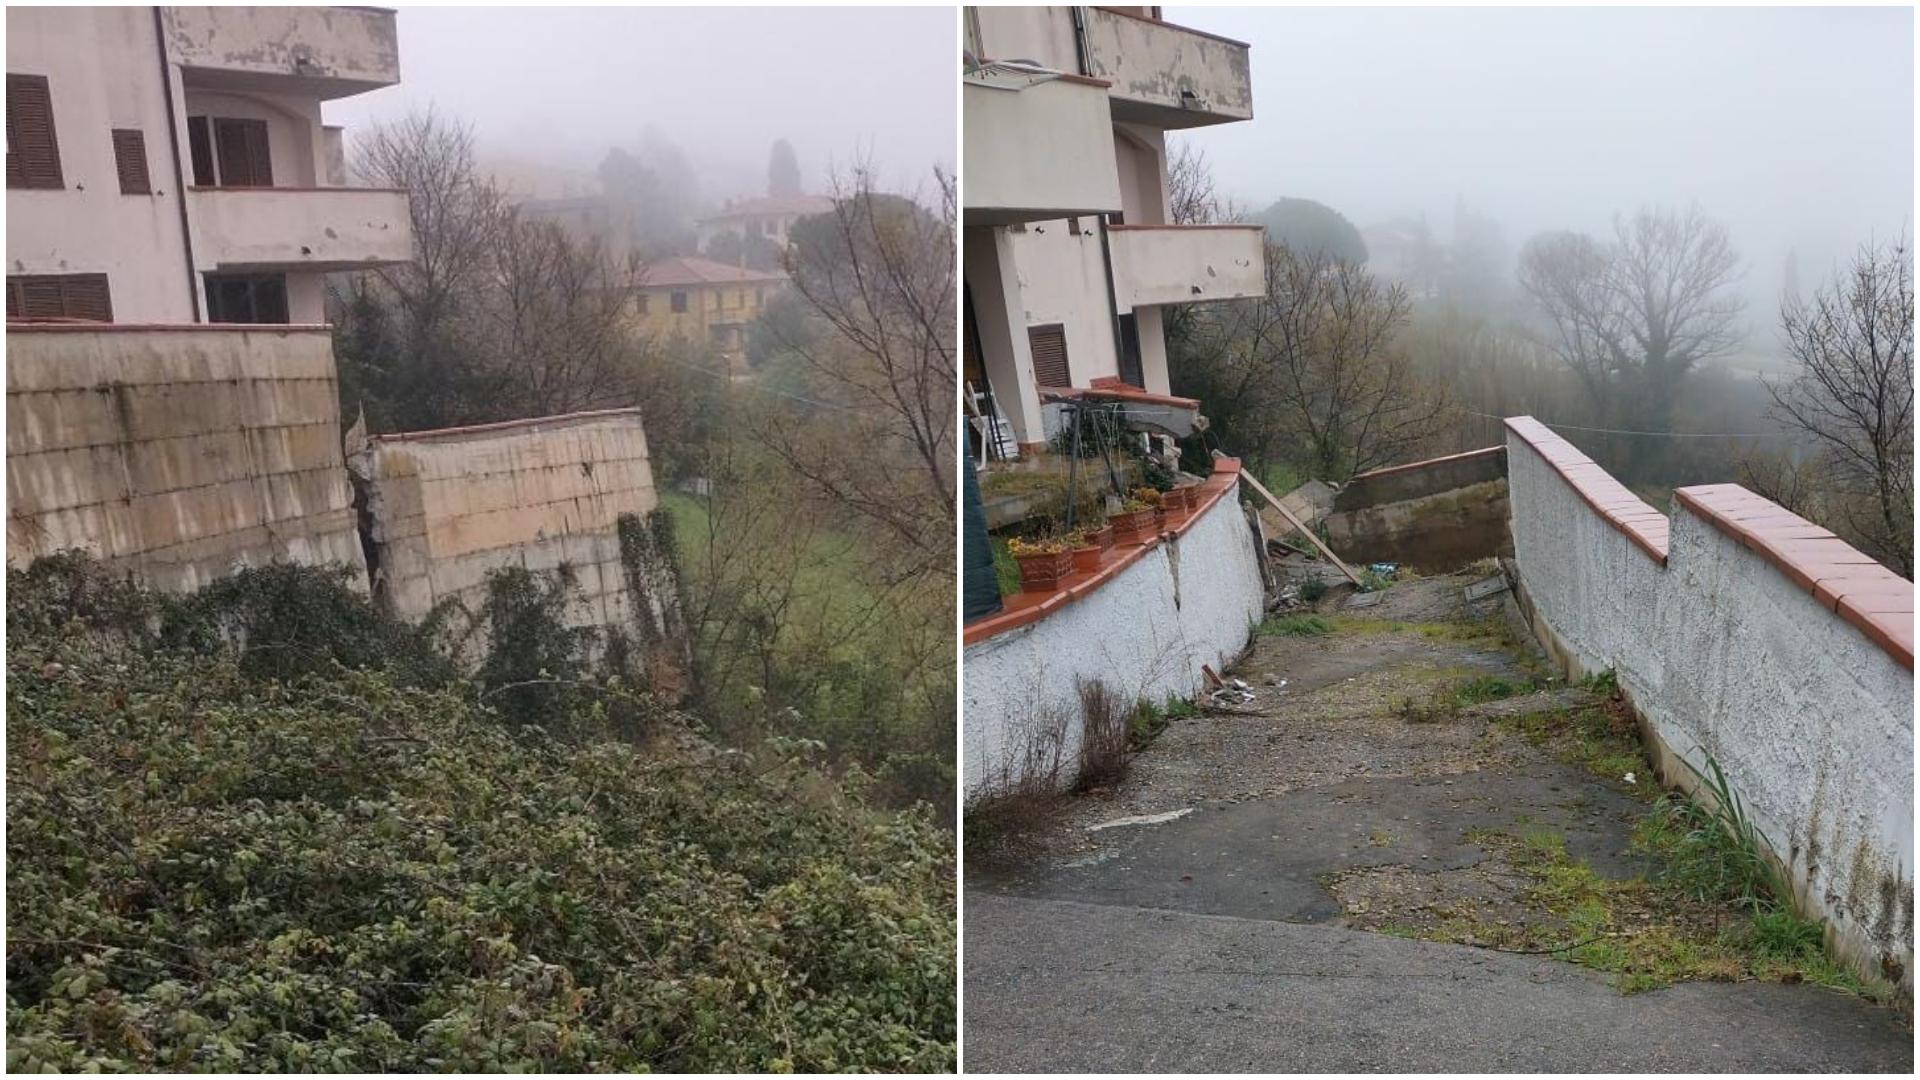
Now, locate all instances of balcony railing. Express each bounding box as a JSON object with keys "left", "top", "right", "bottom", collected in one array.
[
  {"left": 964, "top": 69, "right": 1123, "bottom": 226},
  {"left": 164, "top": 6, "right": 400, "bottom": 98},
  {"left": 1081, "top": 8, "right": 1254, "bottom": 129},
  {"left": 1108, "top": 224, "right": 1265, "bottom": 309},
  {"left": 189, "top": 186, "right": 413, "bottom": 271}
]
